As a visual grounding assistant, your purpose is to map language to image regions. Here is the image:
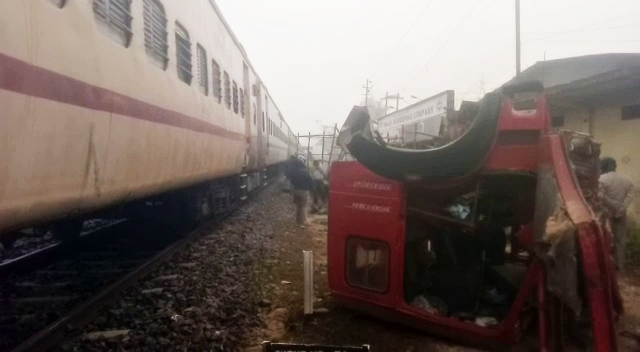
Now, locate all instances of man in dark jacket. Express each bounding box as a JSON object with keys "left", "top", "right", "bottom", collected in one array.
[{"left": 285, "top": 157, "right": 314, "bottom": 227}]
